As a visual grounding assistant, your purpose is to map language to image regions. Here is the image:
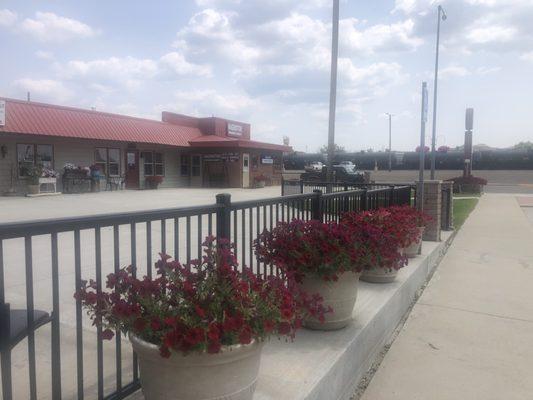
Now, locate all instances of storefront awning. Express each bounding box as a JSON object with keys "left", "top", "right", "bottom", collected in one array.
[{"left": 189, "top": 135, "right": 291, "bottom": 152}]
